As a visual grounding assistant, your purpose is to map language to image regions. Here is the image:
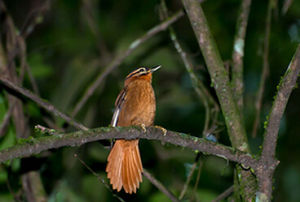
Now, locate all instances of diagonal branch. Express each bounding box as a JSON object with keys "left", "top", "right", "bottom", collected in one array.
[
  {"left": 160, "top": 1, "right": 219, "bottom": 135},
  {"left": 0, "top": 125, "right": 259, "bottom": 170},
  {"left": 258, "top": 44, "right": 300, "bottom": 199},
  {"left": 0, "top": 77, "right": 88, "bottom": 131},
  {"left": 182, "top": 0, "right": 249, "bottom": 152},
  {"left": 181, "top": 1, "right": 257, "bottom": 199},
  {"left": 143, "top": 169, "right": 179, "bottom": 202},
  {"left": 71, "top": 10, "right": 184, "bottom": 117}
]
